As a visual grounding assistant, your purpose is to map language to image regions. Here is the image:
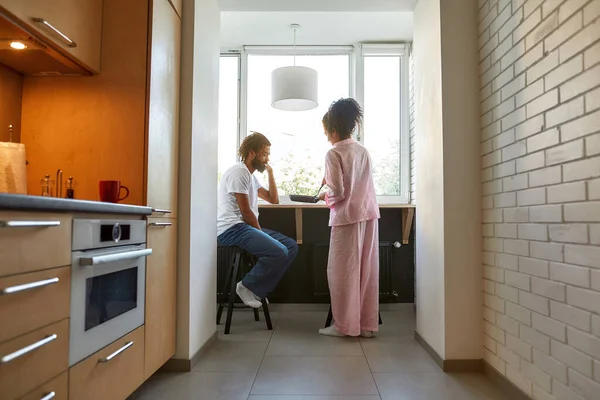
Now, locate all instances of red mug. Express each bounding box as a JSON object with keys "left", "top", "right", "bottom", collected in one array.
[{"left": 99, "top": 181, "right": 129, "bottom": 203}]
